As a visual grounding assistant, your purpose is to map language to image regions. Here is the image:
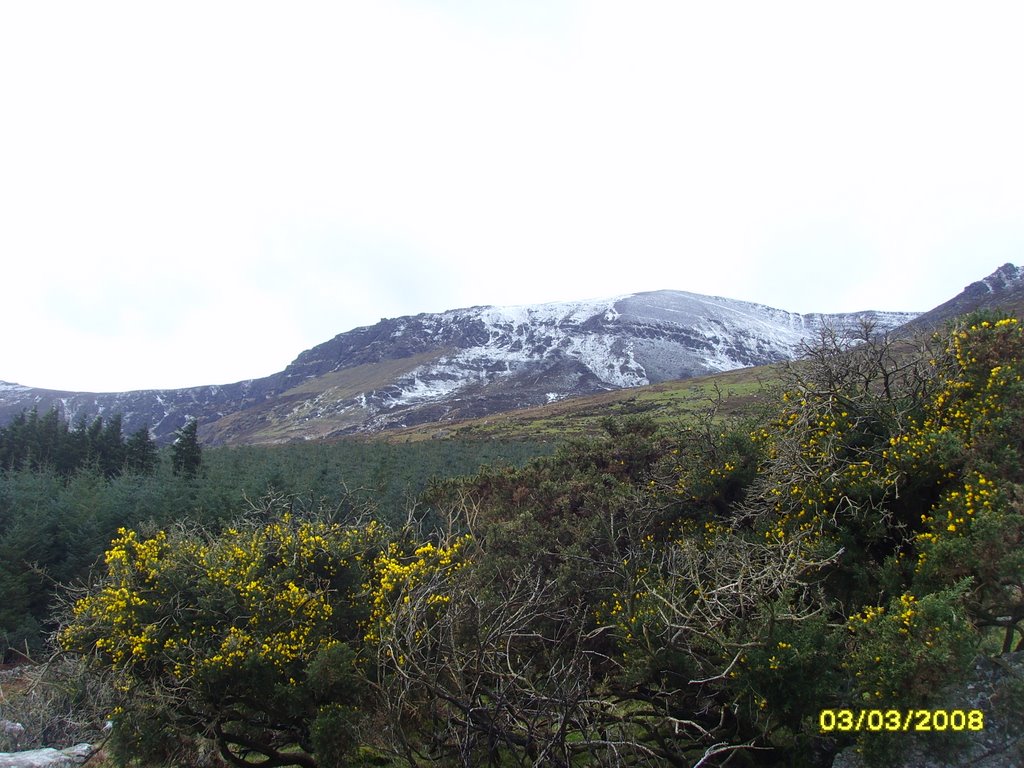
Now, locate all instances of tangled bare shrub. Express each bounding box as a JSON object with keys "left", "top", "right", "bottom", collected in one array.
[{"left": 0, "top": 655, "right": 115, "bottom": 751}]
